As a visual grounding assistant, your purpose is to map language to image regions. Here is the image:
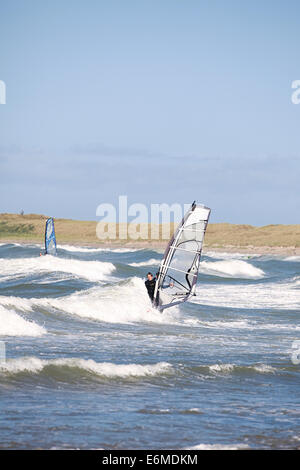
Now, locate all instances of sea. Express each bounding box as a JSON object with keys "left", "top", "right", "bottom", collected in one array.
[{"left": 0, "top": 242, "right": 299, "bottom": 450}]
